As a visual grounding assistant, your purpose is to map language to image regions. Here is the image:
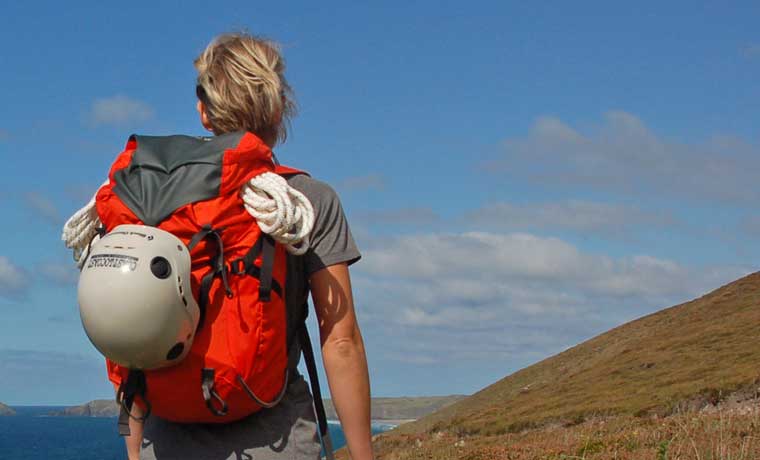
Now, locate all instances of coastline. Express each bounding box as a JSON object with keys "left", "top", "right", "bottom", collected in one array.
[{"left": 328, "top": 418, "right": 416, "bottom": 427}]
